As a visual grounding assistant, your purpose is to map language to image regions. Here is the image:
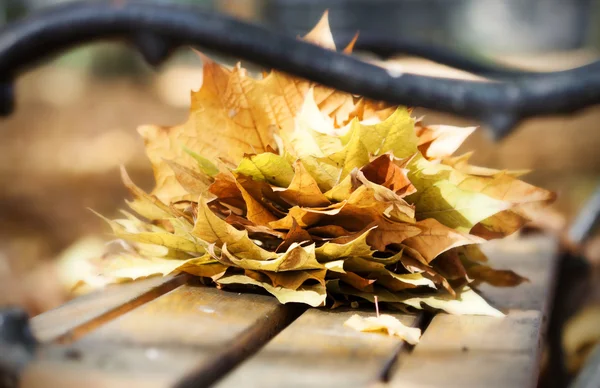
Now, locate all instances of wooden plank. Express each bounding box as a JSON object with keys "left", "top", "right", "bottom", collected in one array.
[
  {"left": 22, "top": 283, "right": 303, "bottom": 388},
  {"left": 30, "top": 275, "right": 186, "bottom": 343},
  {"left": 215, "top": 308, "right": 422, "bottom": 388},
  {"left": 478, "top": 235, "right": 560, "bottom": 312},
  {"left": 389, "top": 235, "right": 559, "bottom": 388}
]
